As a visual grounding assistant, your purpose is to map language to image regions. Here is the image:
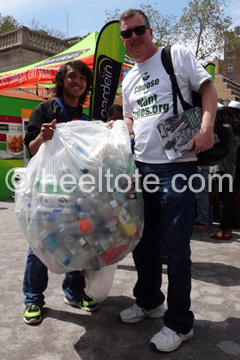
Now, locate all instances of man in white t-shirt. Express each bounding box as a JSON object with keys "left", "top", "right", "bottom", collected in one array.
[{"left": 118, "top": 9, "right": 217, "bottom": 353}]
